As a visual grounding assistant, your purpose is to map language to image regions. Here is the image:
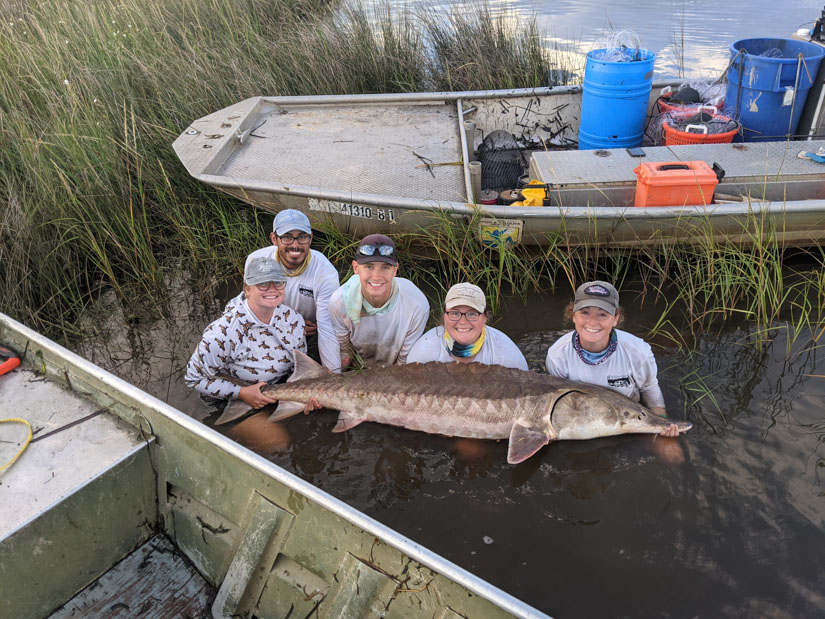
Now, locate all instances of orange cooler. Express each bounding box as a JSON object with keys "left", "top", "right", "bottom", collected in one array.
[{"left": 633, "top": 161, "right": 718, "bottom": 207}]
